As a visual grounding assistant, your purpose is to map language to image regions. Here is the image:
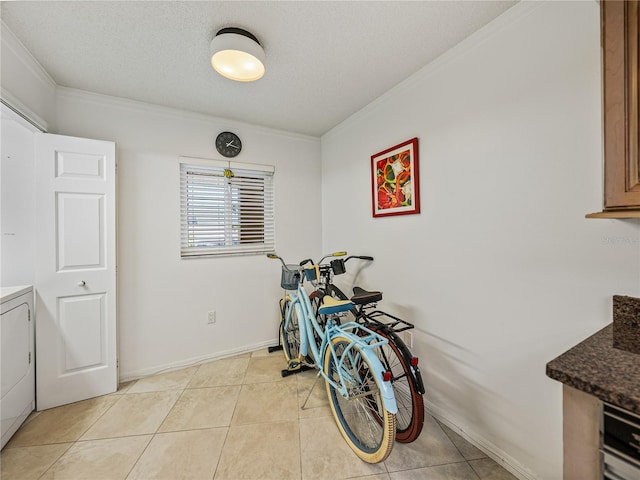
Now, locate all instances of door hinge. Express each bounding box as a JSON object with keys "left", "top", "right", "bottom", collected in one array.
[{"left": 28, "top": 352, "right": 31, "bottom": 364}]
